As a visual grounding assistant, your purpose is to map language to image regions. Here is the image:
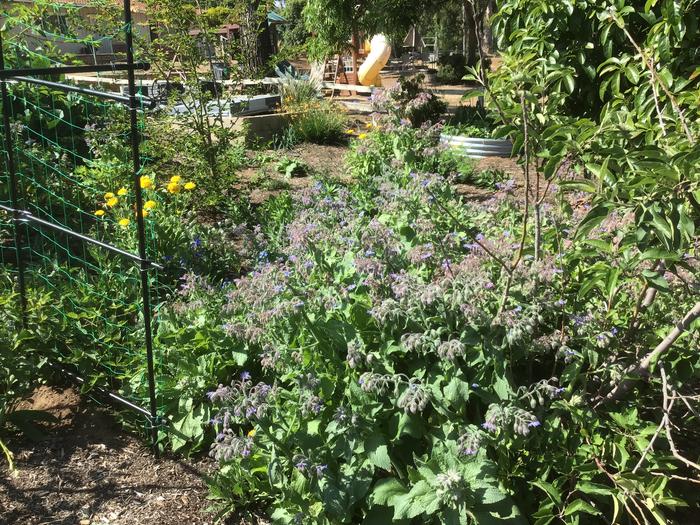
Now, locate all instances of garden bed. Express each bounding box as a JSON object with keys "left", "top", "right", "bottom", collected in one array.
[
  {"left": 440, "top": 134, "right": 513, "bottom": 158},
  {"left": 2, "top": 3, "right": 700, "bottom": 521}
]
